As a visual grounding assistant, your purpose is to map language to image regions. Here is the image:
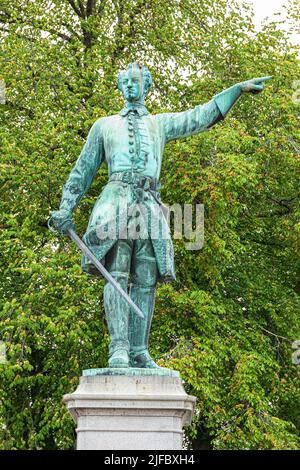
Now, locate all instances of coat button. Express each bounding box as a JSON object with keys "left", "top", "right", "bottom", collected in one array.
[
  {"left": 129, "top": 148, "right": 134, "bottom": 153},
  {"left": 129, "top": 140, "right": 134, "bottom": 145}
]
